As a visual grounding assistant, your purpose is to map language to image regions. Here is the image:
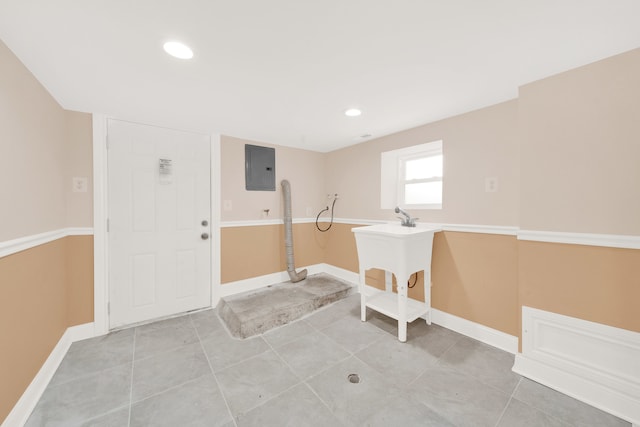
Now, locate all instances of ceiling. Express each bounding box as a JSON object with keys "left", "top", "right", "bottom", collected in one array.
[{"left": 1, "top": 1, "right": 640, "bottom": 152}]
